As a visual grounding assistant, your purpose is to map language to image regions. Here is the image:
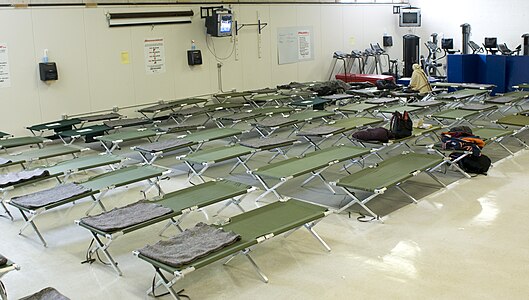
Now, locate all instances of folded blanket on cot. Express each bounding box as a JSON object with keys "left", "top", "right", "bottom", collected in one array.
[
  {"left": 0, "top": 254, "right": 6, "bottom": 266},
  {"left": 135, "top": 139, "right": 192, "bottom": 153},
  {"left": 80, "top": 200, "right": 174, "bottom": 232},
  {"left": 0, "top": 157, "right": 12, "bottom": 165},
  {"left": 0, "top": 169, "right": 49, "bottom": 188},
  {"left": 10, "top": 183, "right": 91, "bottom": 209},
  {"left": 138, "top": 222, "right": 240, "bottom": 268},
  {"left": 20, "top": 287, "right": 70, "bottom": 300}
]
